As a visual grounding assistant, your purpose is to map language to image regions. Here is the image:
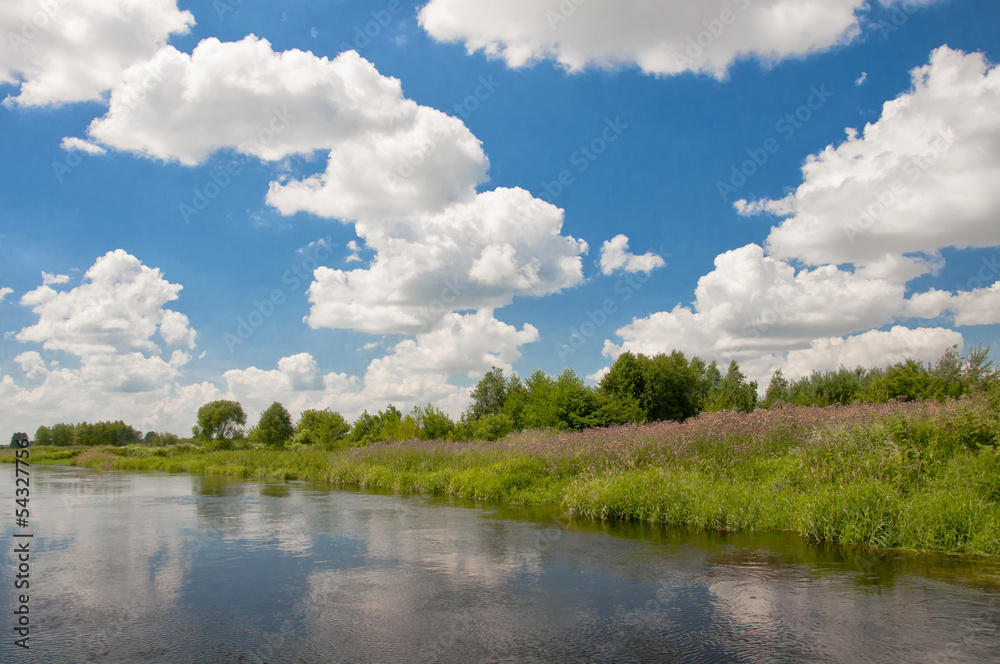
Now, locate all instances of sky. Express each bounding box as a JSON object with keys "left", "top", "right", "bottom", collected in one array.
[{"left": 1, "top": 0, "right": 998, "bottom": 437}]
